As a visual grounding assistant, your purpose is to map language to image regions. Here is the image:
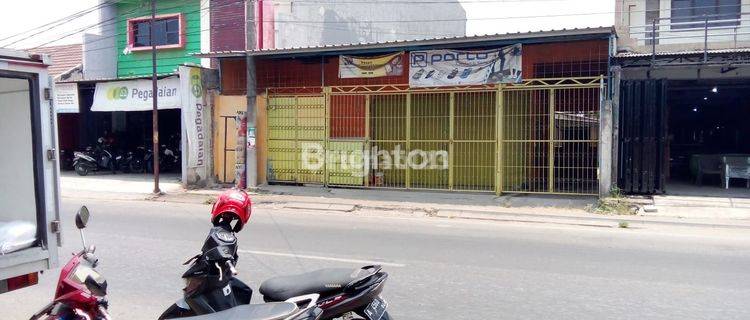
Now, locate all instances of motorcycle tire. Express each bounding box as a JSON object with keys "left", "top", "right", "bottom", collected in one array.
[
  {"left": 129, "top": 160, "right": 144, "bottom": 173},
  {"left": 74, "top": 163, "right": 89, "bottom": 176}
]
